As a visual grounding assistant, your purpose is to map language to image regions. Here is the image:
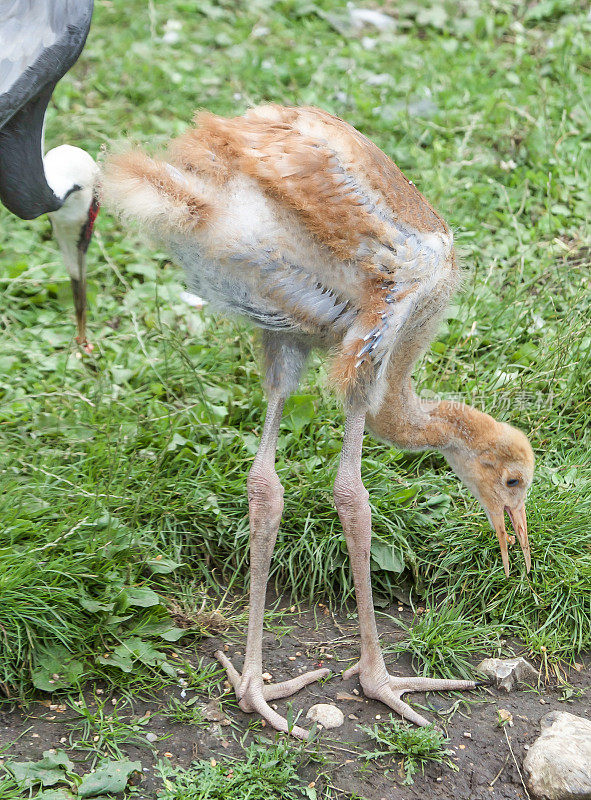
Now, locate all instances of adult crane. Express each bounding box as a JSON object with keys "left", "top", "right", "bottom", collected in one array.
[
  {"left": 0, "top": 0, "right": 99, "bottom": 344},
  {"left": 102, "top": 104, "right": 534, "bottom": 738}
]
